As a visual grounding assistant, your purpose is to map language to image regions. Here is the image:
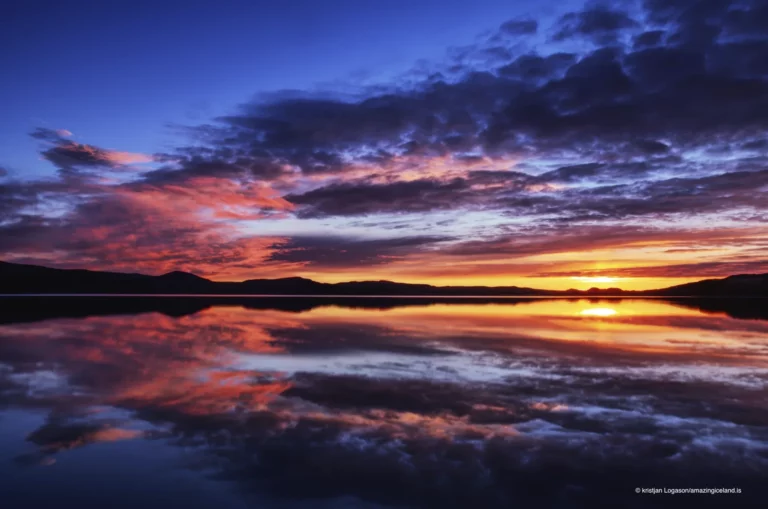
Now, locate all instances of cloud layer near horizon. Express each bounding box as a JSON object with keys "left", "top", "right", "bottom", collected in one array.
[{"left": 1, "top": 0, "right": 767, "bottom": 287}]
